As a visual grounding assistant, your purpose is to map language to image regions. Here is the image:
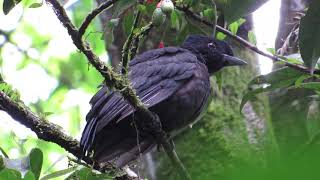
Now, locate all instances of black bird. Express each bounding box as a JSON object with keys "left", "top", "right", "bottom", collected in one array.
[{"left": 80, "top": 35, "right": 246, "bottom": 168}]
